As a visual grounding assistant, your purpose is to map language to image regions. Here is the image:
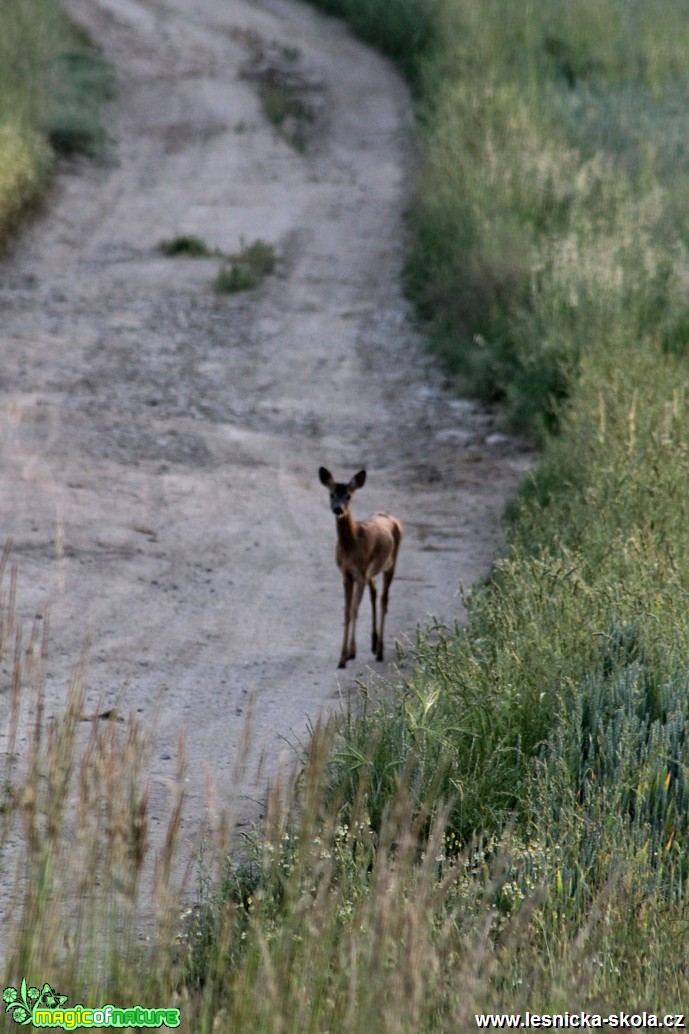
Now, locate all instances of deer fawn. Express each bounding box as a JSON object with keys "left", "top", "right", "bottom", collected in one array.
[{"left": 319, "top": 467, "right": 403, "bottom": 669}]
